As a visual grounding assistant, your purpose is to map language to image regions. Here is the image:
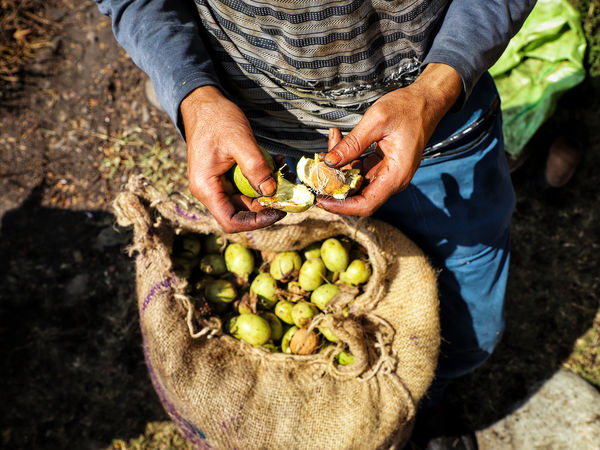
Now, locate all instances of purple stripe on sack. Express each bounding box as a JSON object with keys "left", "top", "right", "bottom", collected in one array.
[
  {"left": 409, "top": 335, "right": 419, "bottom": 346},
  {"left": 244, "top": 232, "right": 256, "bottom": 248},
  {"left": 175, "top": 204, "right": 199, "bottom": 220},
  {"left": 221, "top": 403, "right": 244, "bottom": 431},
  {"left": 143, "top": 337, "right": 213, "bottom": 449},
  {"left": 142, "top": 278, "right": 172, "bottom": 313}
]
